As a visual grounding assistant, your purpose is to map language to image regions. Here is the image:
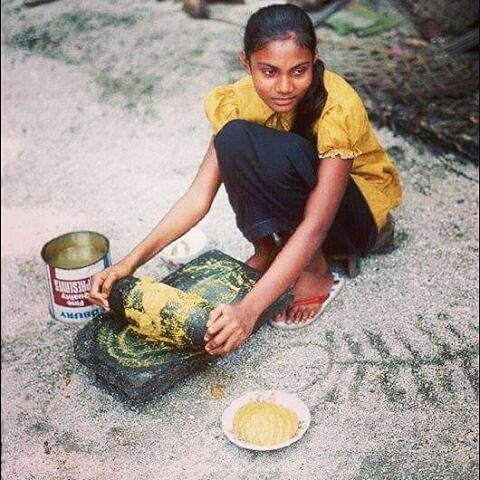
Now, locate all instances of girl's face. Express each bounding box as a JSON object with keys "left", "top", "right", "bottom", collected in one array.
[{"left": 241, "top": 38, "right": 315, "bottom": 114}]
